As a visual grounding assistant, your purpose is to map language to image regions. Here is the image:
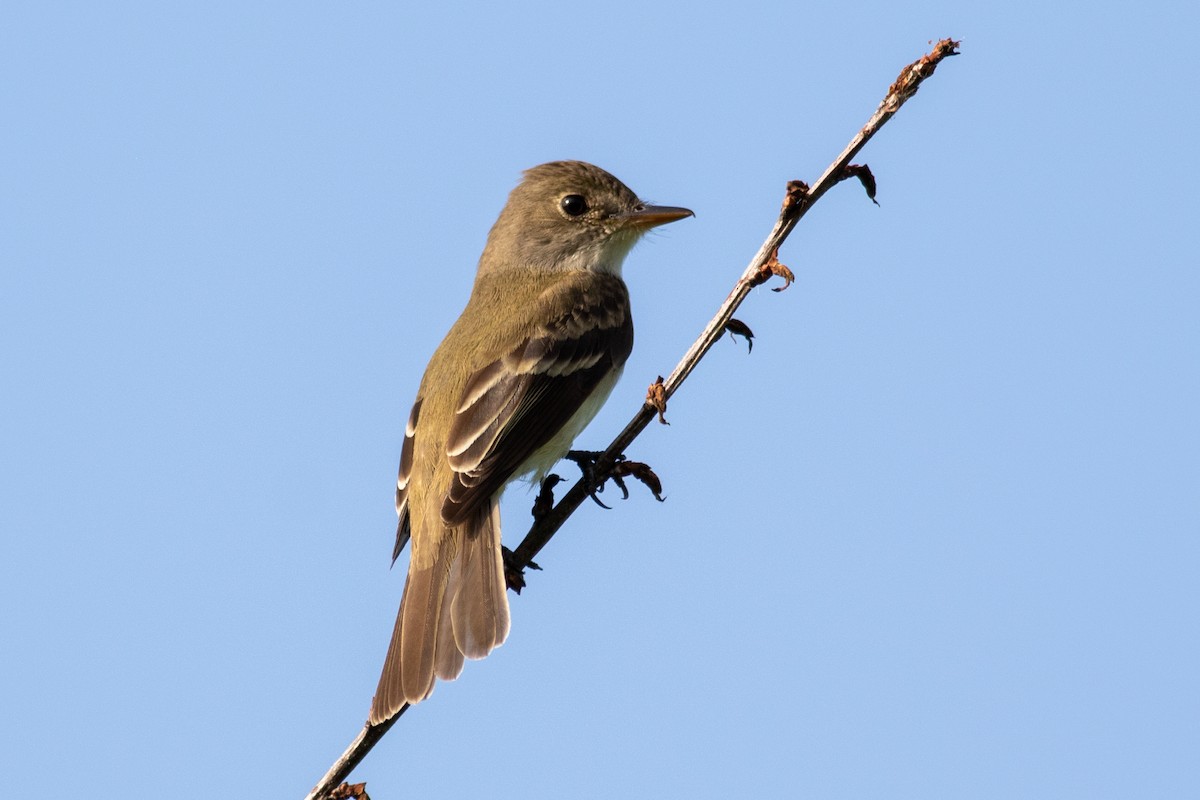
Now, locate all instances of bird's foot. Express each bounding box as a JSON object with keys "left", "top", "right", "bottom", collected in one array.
[
  {"left": 532, "top": 473, "right": 564, "bottom": 522},
  {"left": 565, "top": 450, "right": 613, "bottom": 508},
  {"left": 565, "top": 450, "right": 666, "bottom": 507},
  {"left": 609, "top": 458, "right": 666, "bottom": 503}
]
